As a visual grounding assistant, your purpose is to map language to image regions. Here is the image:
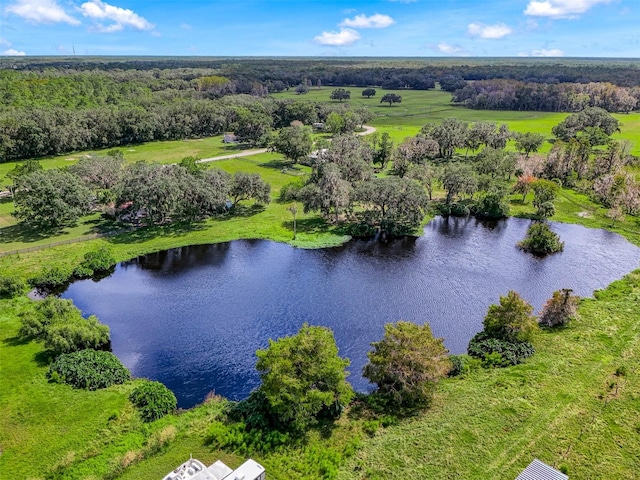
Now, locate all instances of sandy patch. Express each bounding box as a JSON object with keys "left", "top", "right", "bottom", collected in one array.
[{"left": 577, "top": 211, "right": 592, "bottom": 218}]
